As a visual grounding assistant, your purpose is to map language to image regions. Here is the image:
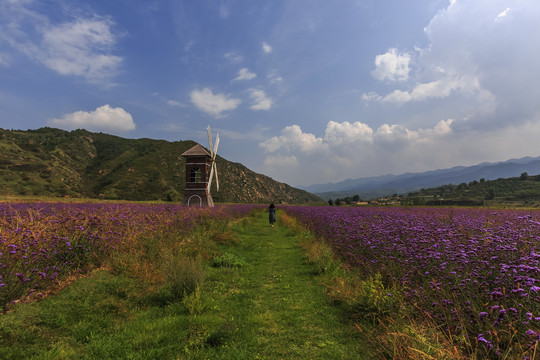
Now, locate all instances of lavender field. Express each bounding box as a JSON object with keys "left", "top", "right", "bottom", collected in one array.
[
  {"left": 0, "top": 202, "right": 255, "bottom": 312},
  {"left": 285, "top": 206, "right": 539, "bottom": 358}
]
